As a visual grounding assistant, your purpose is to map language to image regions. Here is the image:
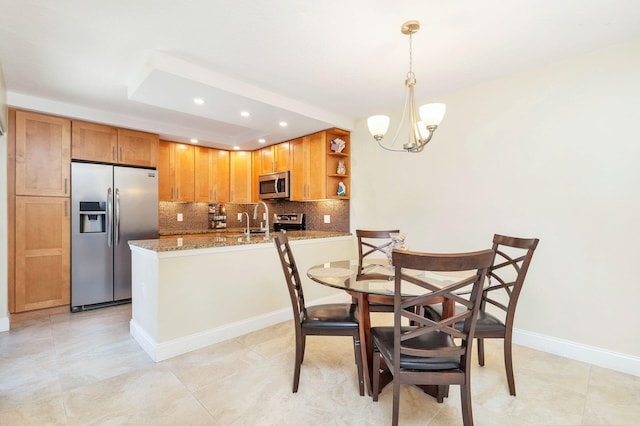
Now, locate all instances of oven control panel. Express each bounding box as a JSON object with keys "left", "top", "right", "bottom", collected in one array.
[{"left": 273, "top": 213, "right": 305, "bottom": 230}]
